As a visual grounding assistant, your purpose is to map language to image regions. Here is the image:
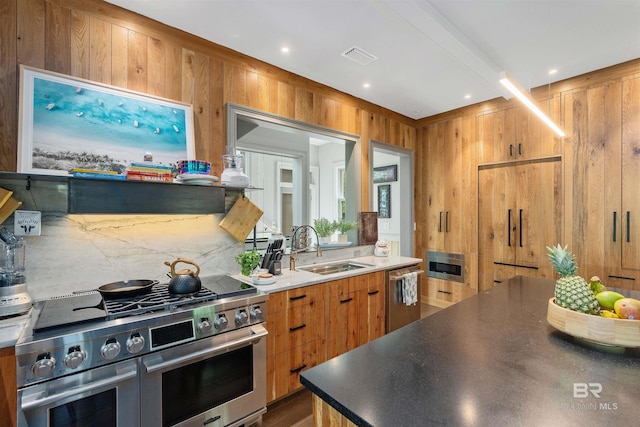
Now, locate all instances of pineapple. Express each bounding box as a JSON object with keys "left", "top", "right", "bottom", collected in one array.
[{"left": 546, "top": 244, "right": 599, "bottom": 314}]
